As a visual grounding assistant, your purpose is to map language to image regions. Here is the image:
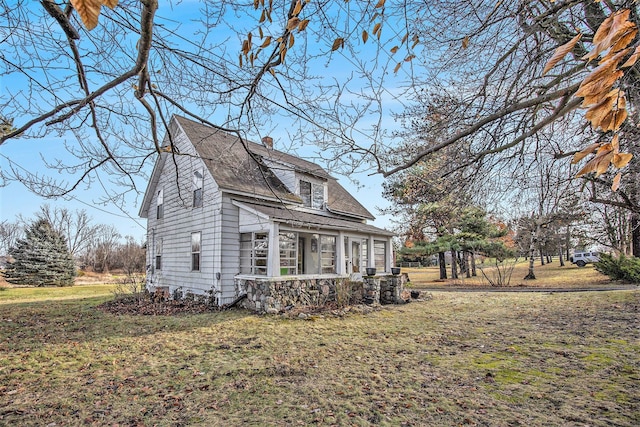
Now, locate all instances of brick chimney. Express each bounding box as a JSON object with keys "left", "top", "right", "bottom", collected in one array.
[{"left": 261, "top": 136, "right": 273, "bottom": 149}]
